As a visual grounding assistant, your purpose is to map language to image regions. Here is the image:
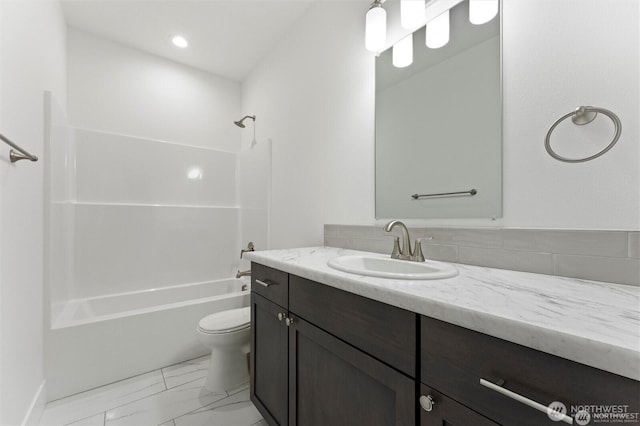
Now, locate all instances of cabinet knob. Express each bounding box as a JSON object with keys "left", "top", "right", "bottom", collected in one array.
[
  {"left": 285, "top": 317, "right": 294, "bottom": 326},
  {"left": 277, "top": 312, "right": 286, "bottom": 321},
  {"left": 419, "top": 395, "right": 435, "bottom": 412}
]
